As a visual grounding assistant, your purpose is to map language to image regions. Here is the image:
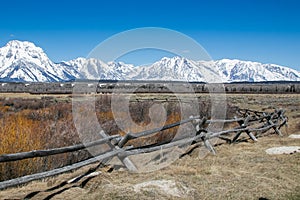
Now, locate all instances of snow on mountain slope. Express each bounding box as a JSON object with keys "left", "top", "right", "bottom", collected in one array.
[
  {"left": 118, "top": 57, "right": 300, "bottom": 82},
  {"left": 63, "top": 58, "right": 137, "bottom": 80},
  {"left": 0, "top": 40, "right": 80, "bottom": 82},
  {"left": 133, "top": 57, "right": 221, "bottom": 82},
  {"left": 108, "top": 61, "right": 138, "bottom": 79},
  {"left": 215, "top": 59, "right": 300, "bottom": 82},
  {"left": 0, "top": 40, "right": 299, "bottom": 82}
]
